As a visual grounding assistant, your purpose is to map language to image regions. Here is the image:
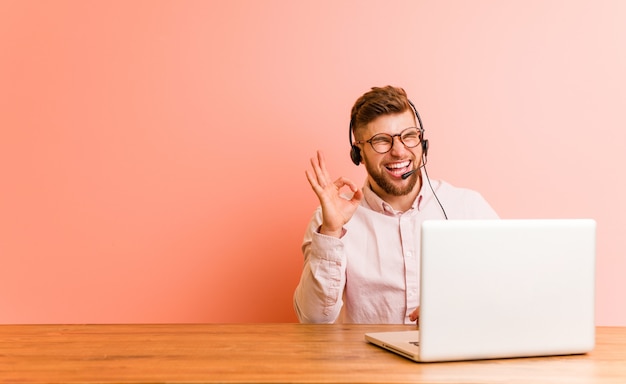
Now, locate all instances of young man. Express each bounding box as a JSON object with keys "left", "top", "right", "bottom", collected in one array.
[{"left": 294, "top": 86, "right": 498, "bottom": 324}]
